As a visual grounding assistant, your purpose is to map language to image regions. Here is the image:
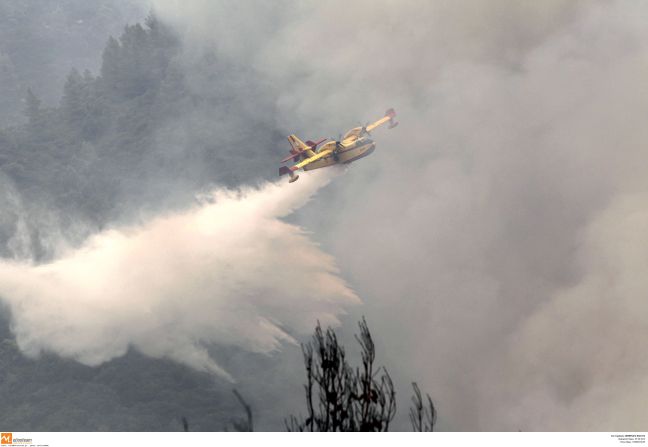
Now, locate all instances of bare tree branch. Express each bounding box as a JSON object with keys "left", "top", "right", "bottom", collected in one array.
[
  {"left": 286, "top": 317, "right": 396, "bottom": 432},
  {"left": 409, "top": 382, "right": 436, "bottom": 432},
  {"left": 230, "top": 388, "right": 253, "bottom": 432}
]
